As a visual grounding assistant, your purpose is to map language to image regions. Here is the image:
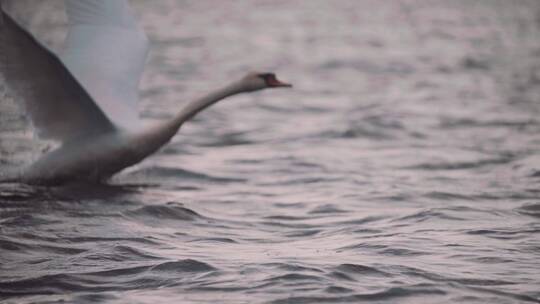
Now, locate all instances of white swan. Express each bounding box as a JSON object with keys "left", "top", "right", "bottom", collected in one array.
[{"left": 0, "top": 1, "right": 291, "bottom": 185}]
